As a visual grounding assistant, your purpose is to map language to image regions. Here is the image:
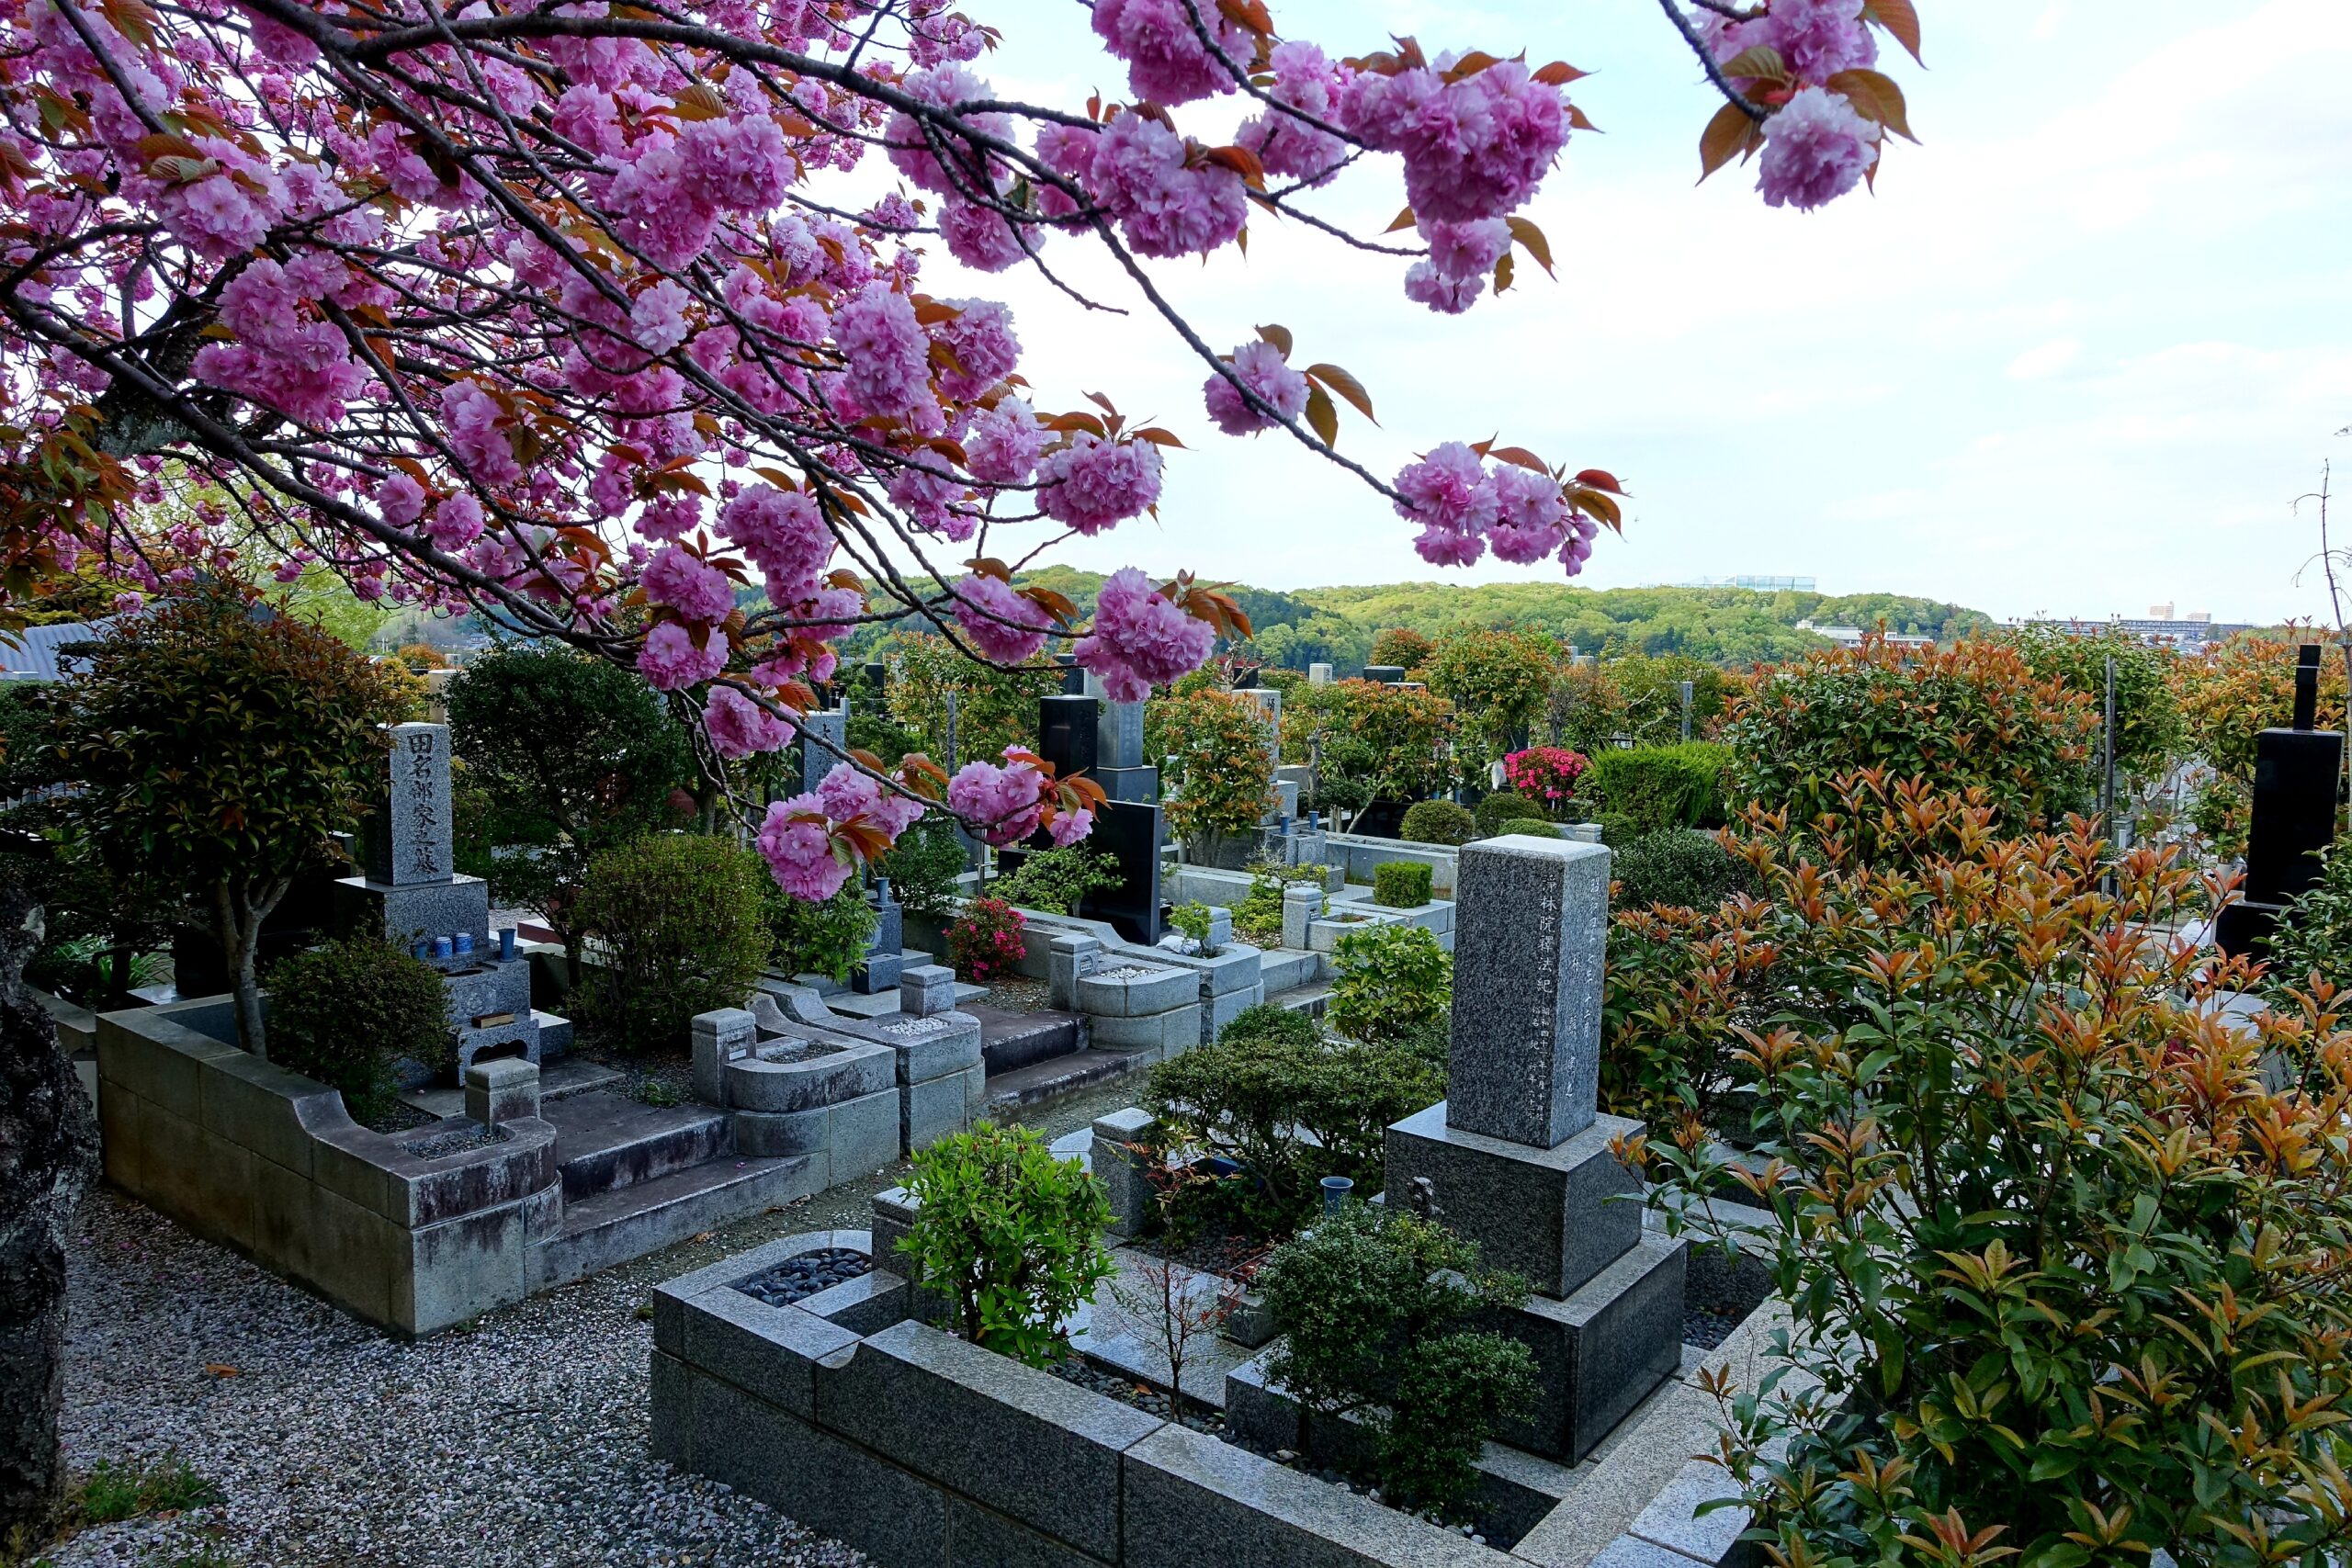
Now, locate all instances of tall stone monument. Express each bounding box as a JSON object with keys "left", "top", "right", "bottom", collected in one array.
[
  {"left": 1002, "top": 692, "right": 1164, "bottom": 945},
  {"left": 336, "top": 722, "right": 560, "bottom": 1075},
  {"left": 2218, "top": 644, "right": 2346, "bottom": 959},
  {"left": 1385, "top": 833, "right": 1685, "bottom": 1461}
]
